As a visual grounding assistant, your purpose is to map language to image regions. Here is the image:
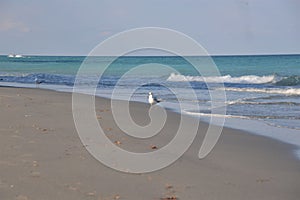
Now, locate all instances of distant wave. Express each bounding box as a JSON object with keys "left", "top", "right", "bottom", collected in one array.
[
  {"left": 167, "top": 73, "right": 300, "bottom": 86},
  {"left": 223, "top": 87, "right": 300, "bottom": 95},
  {"left": 275, "top": 75, "right": 300, "bottom": 86},
  {"left": 0, "top": 73, "right": 75, "bottom": 86}
]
